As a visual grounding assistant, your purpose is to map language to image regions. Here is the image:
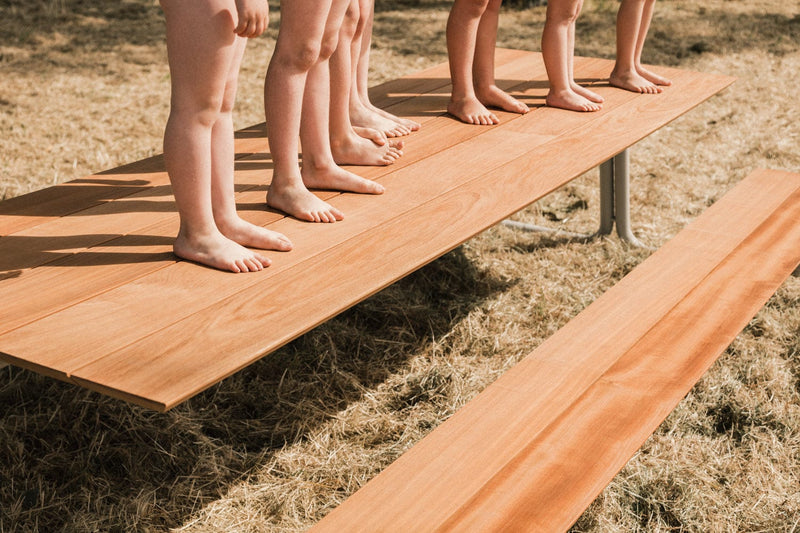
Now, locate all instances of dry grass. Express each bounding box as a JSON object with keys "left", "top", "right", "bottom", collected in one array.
[{"left": 1, "top": 0, "right": 800, "bottom": 531}]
